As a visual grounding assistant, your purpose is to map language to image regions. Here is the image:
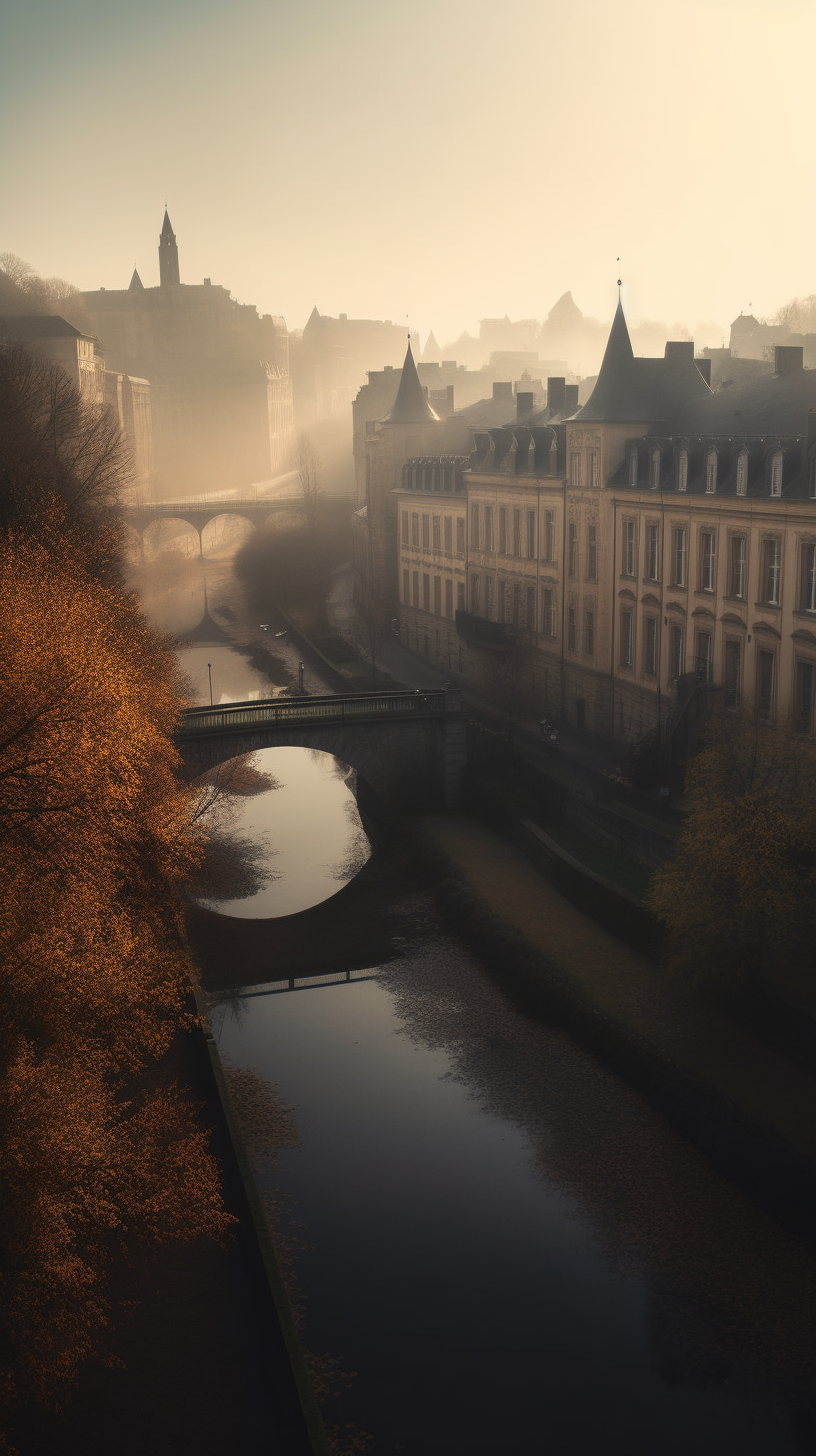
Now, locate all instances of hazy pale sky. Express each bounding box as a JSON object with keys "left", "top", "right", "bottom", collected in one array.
[{"left": 2, "top": 0, "right": 813, "bottom": 346}]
